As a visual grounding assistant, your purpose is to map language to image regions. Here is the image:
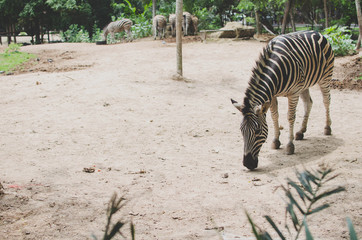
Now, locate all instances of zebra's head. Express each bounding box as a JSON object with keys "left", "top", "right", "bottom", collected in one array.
[{"left": 231, "top": 99, "right": 270, "bottom": 170}]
